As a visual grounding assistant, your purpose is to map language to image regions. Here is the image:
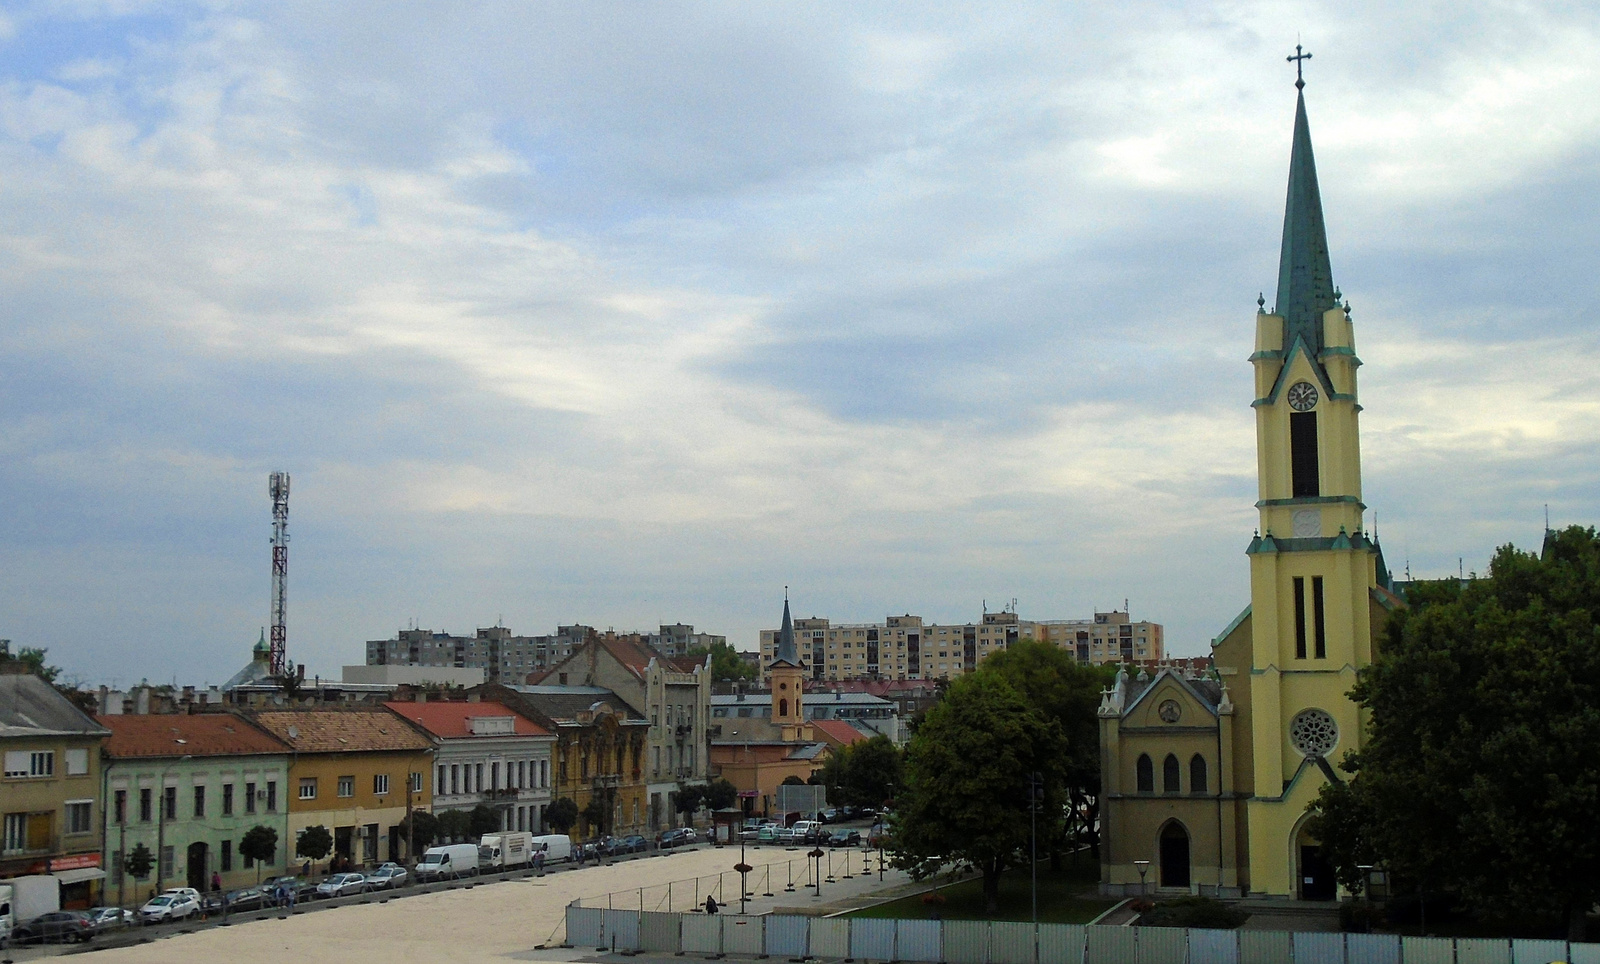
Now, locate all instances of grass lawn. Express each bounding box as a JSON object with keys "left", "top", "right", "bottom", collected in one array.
[{"left": 844, "top": 853, "right": 1118, "bottom": 925}]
